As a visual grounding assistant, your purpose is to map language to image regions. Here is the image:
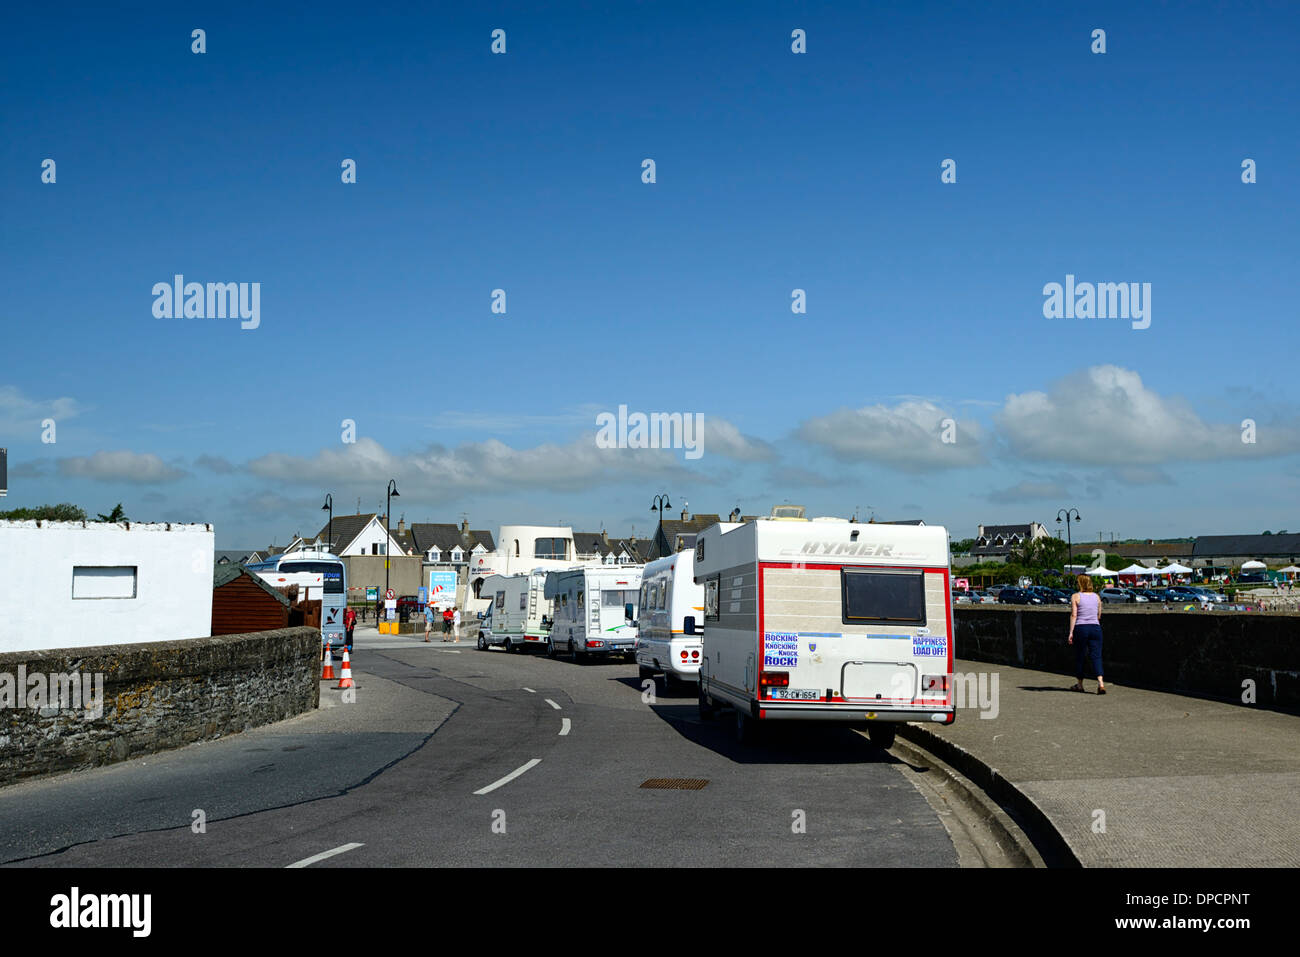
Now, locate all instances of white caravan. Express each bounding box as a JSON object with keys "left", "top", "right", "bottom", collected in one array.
[
  {"left": 544, "top": 566, "right": 643, "bottom": 661},
  {"left": 635, "top": 550, "right": 705, "bottom": 688},
  {"left": 476, "top": 571, "right": 553, "bottom": 653},
  {"left": 693, "top": 513, "right": 955, "bottom": 746},
  {"left": 465, "top": 524, "right": 604, "bottom": 619}
]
